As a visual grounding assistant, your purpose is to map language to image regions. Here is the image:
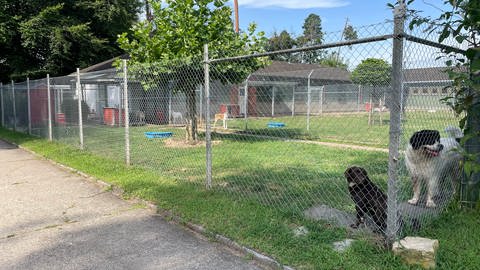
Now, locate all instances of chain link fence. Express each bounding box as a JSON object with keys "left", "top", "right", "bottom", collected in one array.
[{"left": 1, "top": 11, "right": 474, "bottom": 243}]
